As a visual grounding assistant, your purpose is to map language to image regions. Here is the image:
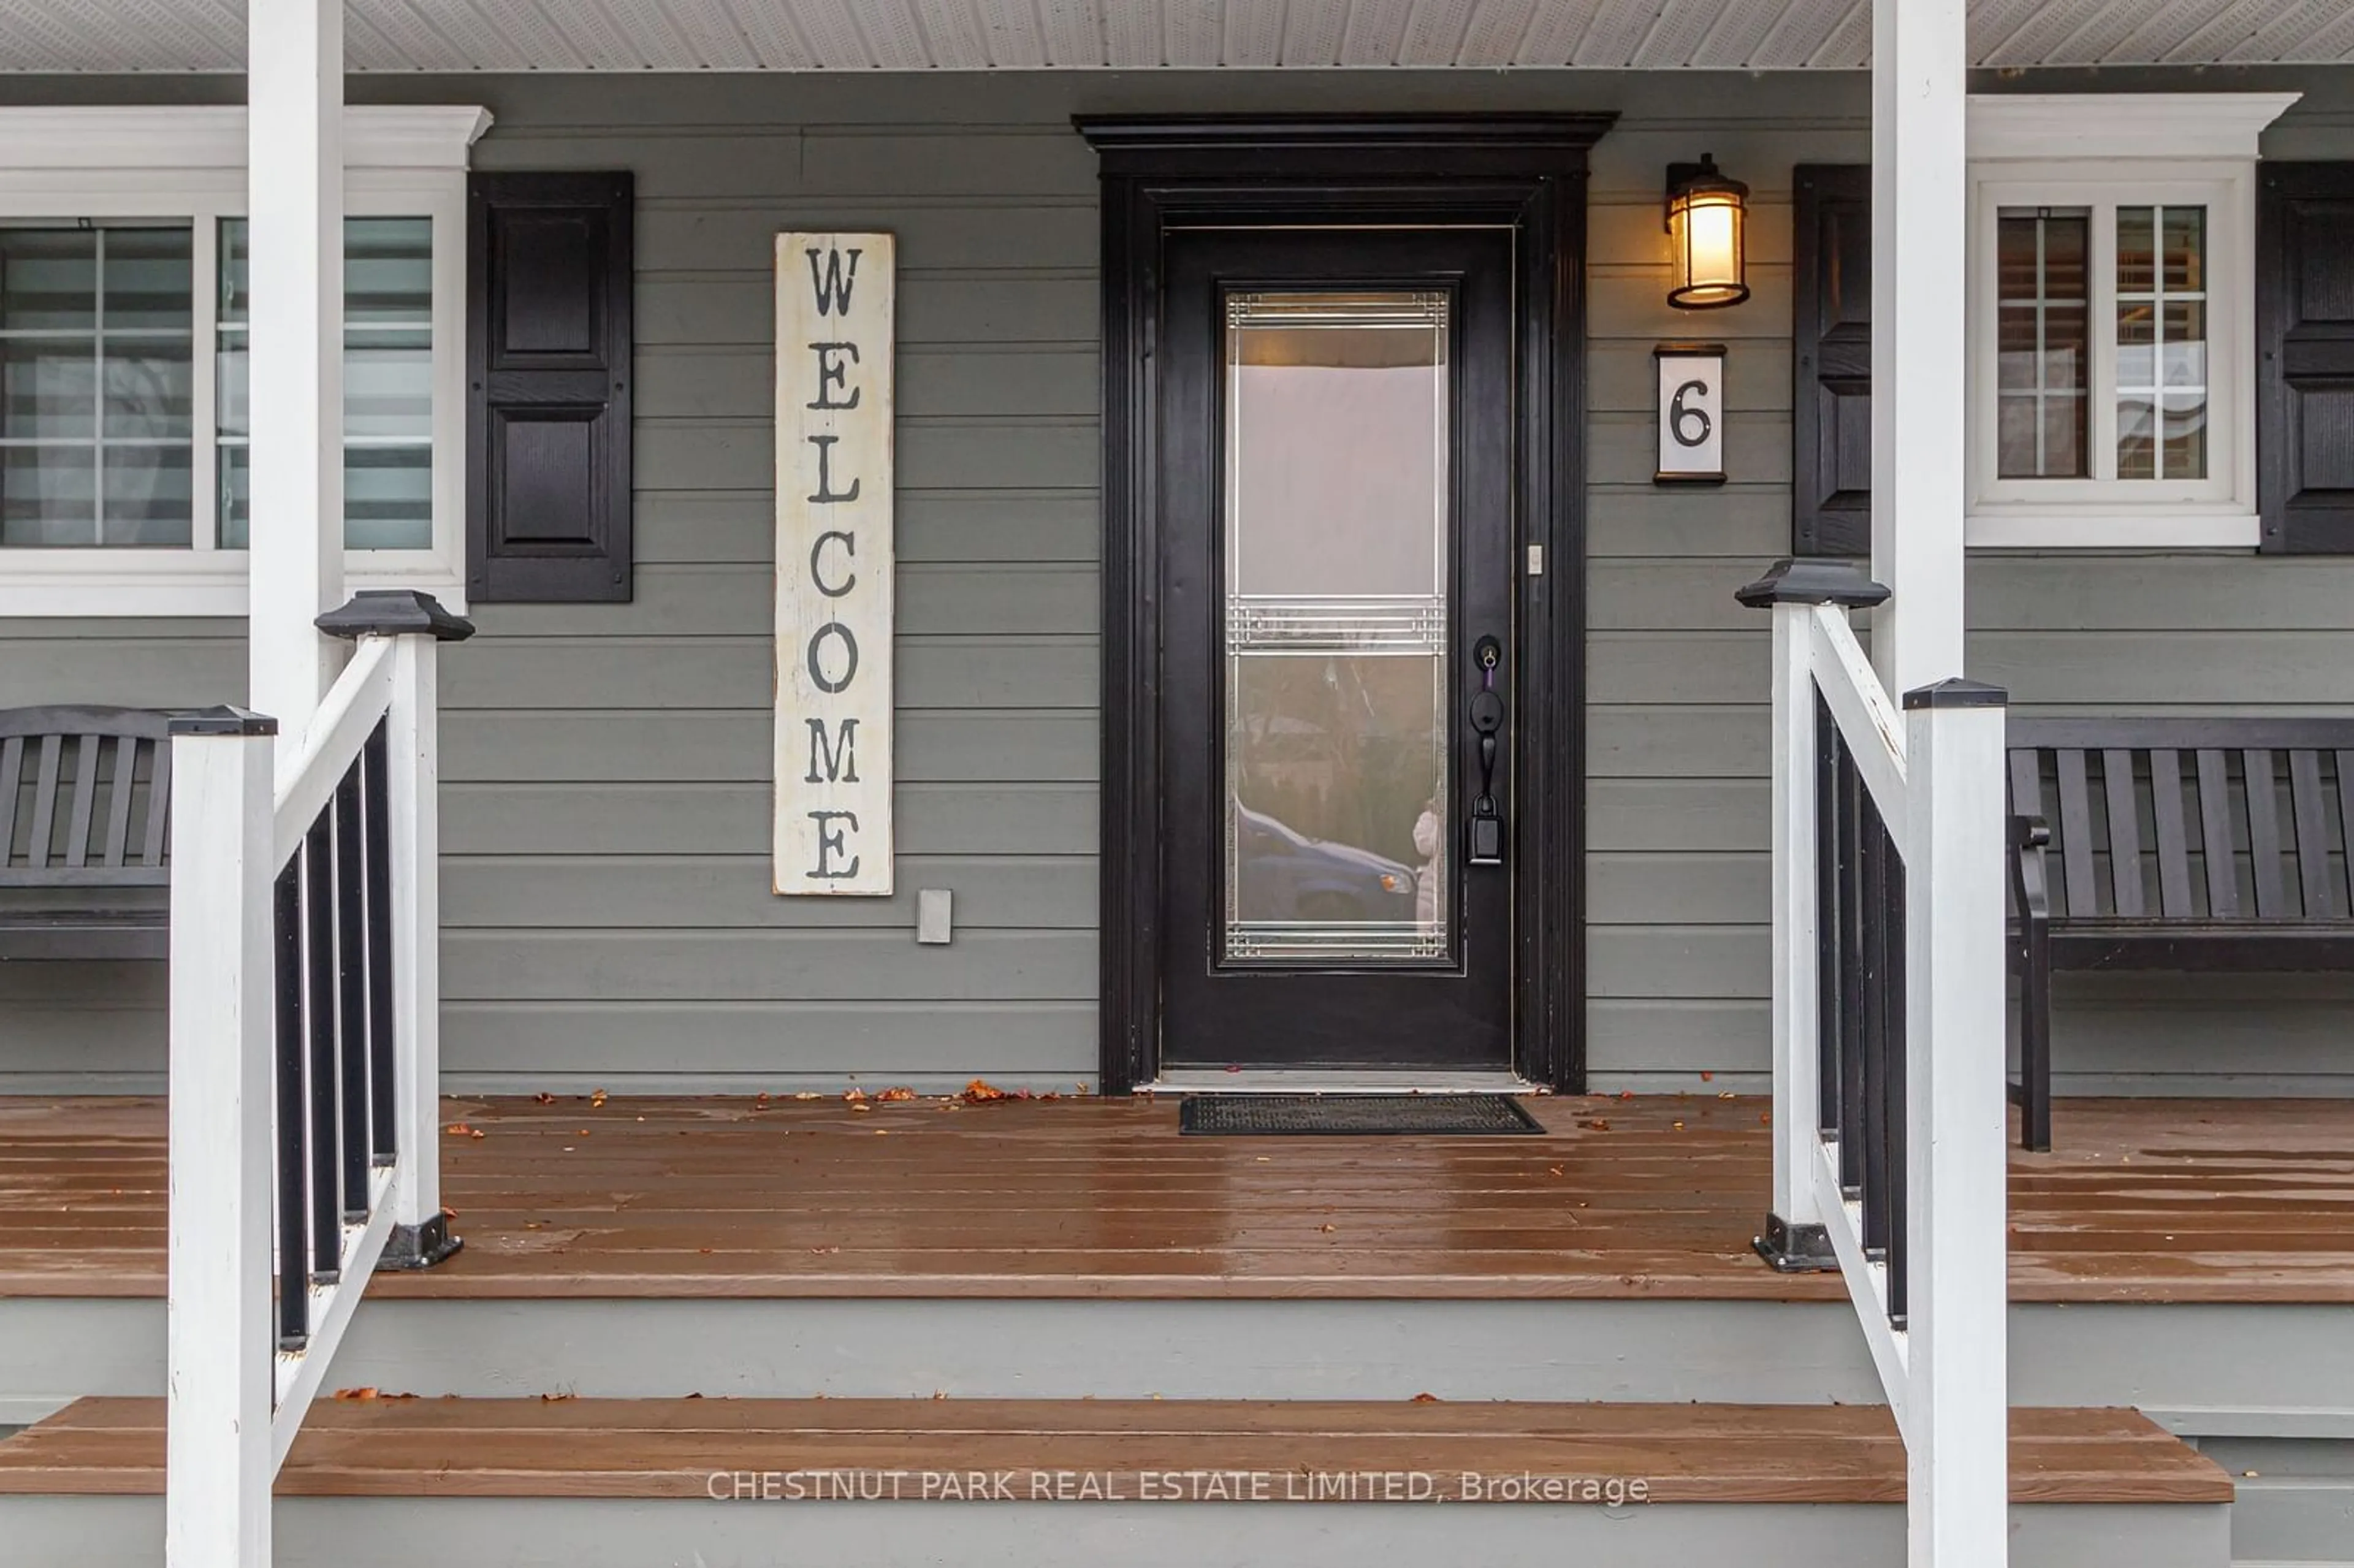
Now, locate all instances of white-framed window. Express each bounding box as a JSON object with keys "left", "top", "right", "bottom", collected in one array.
[
  {"left": 1963, "top": 93, "right": 2296, "bottom": 550},
  {"left": 0, "top": 106, "right": 487, "bottom": 615}
]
